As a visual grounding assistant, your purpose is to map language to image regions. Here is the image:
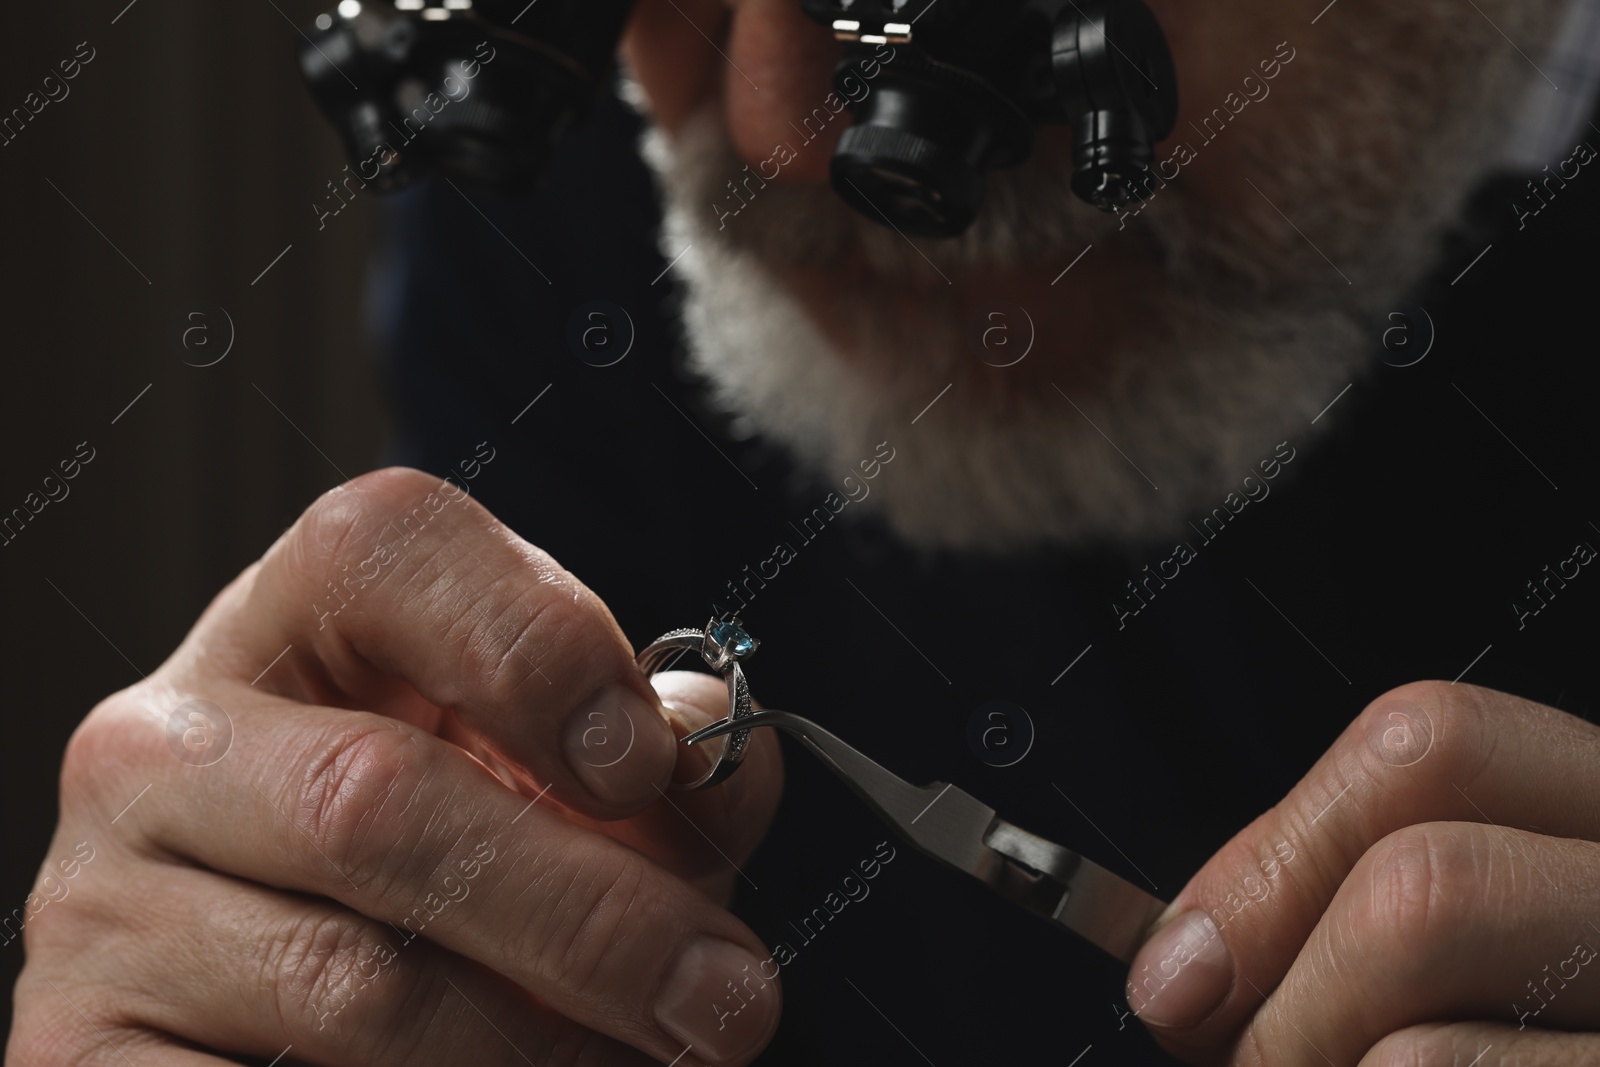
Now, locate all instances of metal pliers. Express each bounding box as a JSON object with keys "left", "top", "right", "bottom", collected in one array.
[{"left": 683, "top": 709, "right": 1168, "bottom": 964}]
